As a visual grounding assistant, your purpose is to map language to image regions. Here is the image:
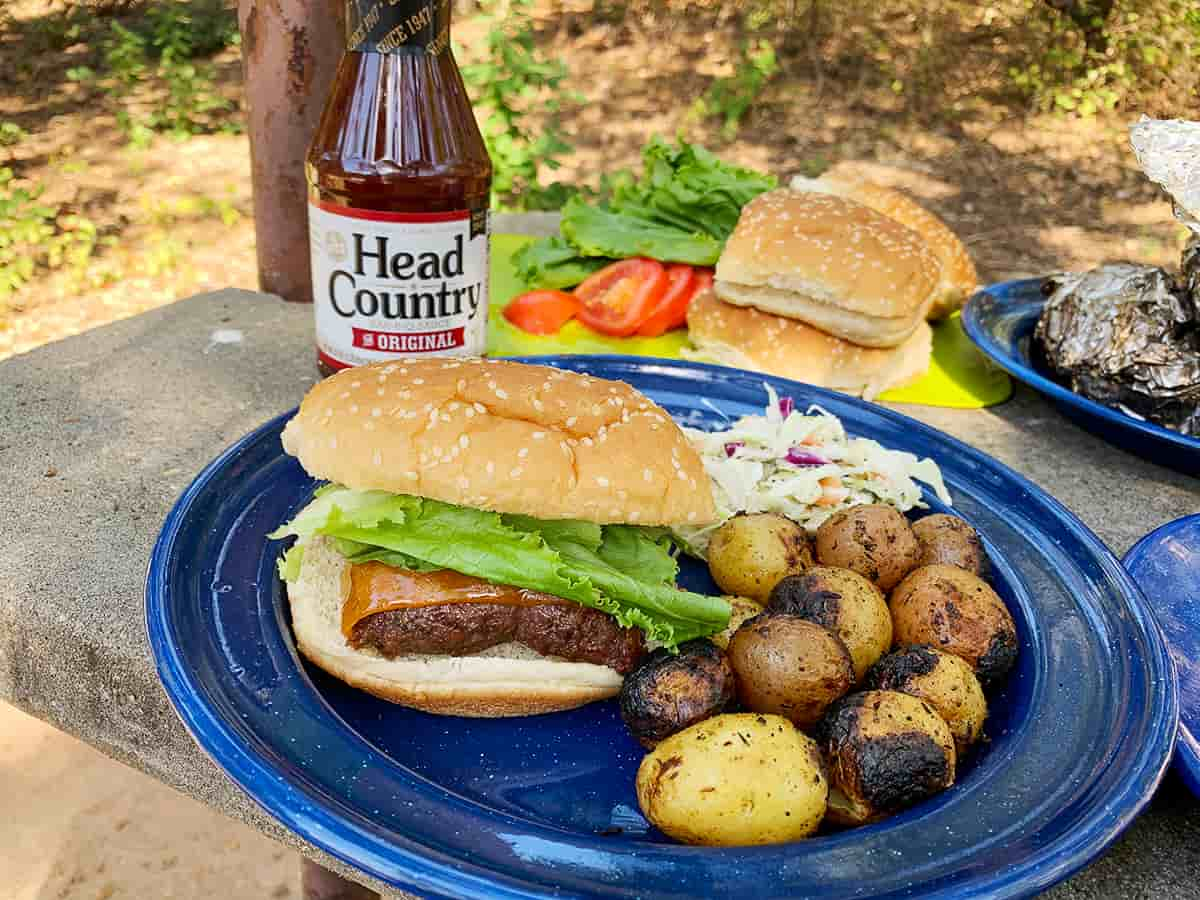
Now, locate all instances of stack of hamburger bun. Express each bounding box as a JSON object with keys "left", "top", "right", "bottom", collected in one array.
[{"left": 687, "top": 172, "right": 977, "bottom": 400}]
